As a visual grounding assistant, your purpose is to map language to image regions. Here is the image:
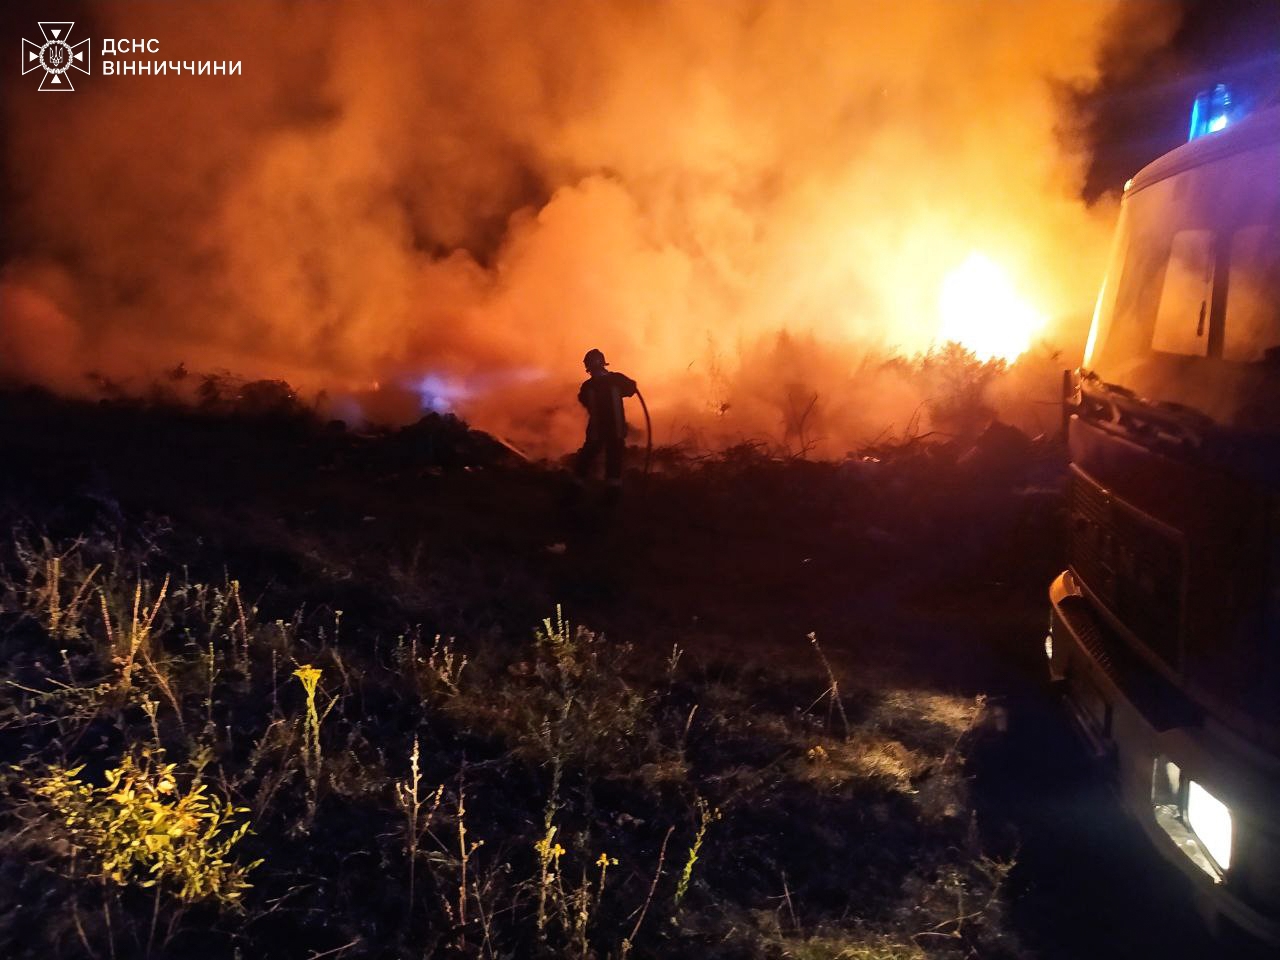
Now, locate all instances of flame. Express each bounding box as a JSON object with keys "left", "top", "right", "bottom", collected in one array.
[
  {"left": 0, "top": 1, "right": 1162, "bottom": 453},
  {"left": 936, "top": 252, "right": 1046, "bottom": 363}
]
